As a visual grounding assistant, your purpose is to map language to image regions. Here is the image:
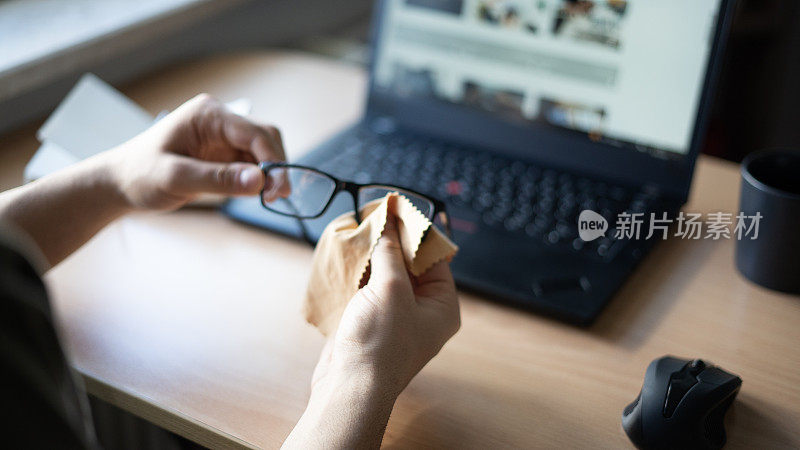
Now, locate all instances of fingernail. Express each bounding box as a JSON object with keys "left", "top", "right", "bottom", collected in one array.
[{"left": 239, "top": 166, "right": 262, "bottom": 190}]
